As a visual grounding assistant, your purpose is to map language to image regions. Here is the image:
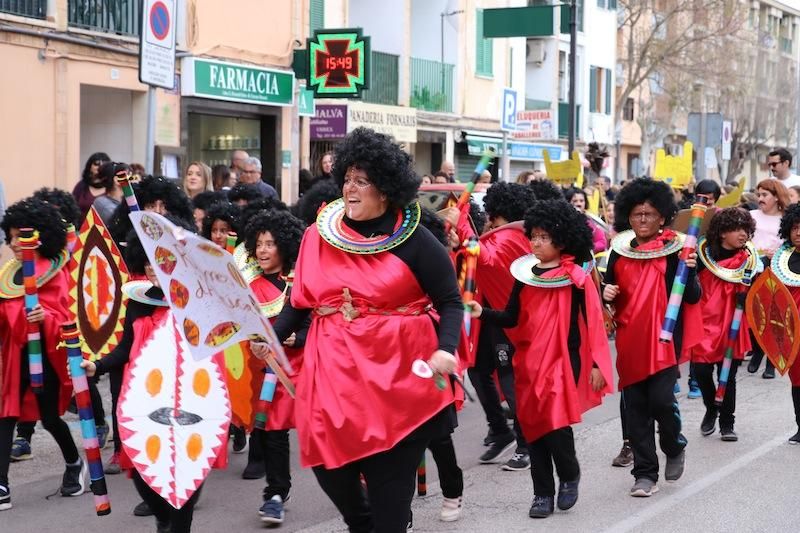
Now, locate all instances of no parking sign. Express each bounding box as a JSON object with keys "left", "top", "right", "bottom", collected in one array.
[{"left": 139, "top": 0, "right": 176, "bottom": 89}]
